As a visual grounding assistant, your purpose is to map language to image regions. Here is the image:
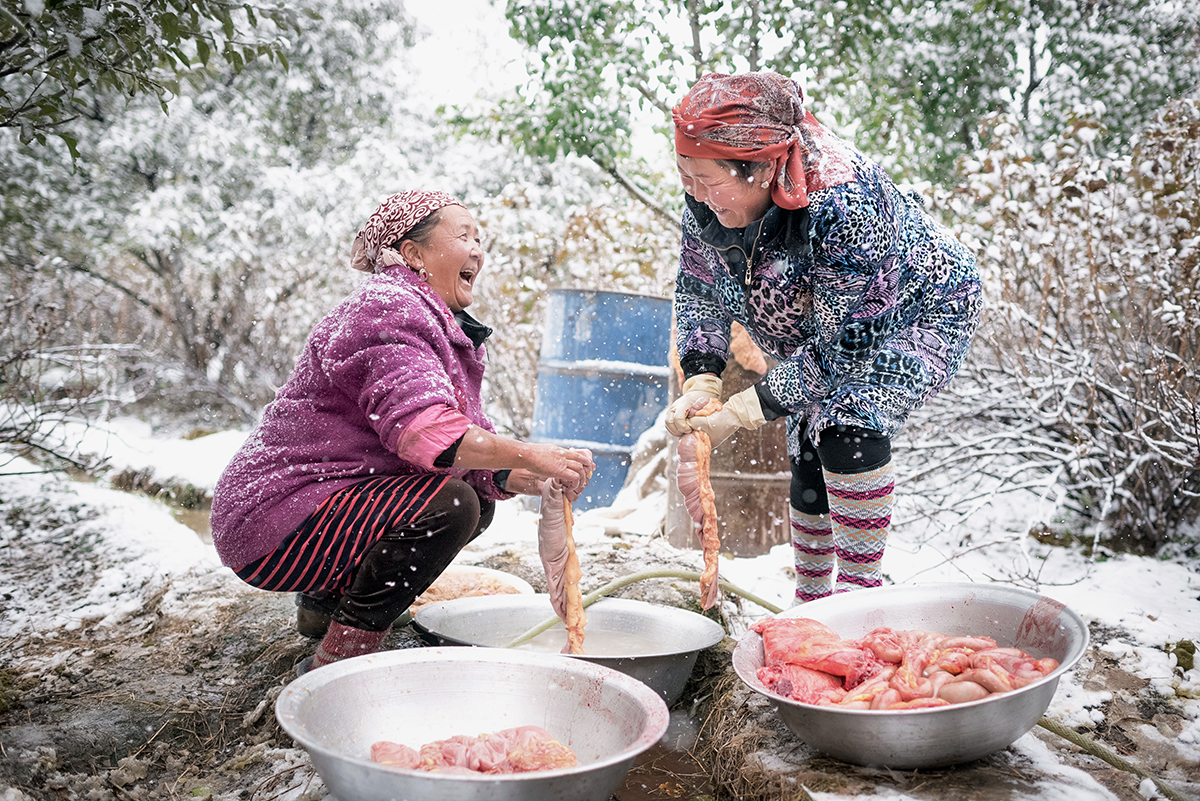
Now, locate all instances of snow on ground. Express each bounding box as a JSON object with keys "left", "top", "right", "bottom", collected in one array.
[
  {"left": 2, "top": 415, "right": 1198, "bottom": 798},
  {"left": 0, "top": 458, "right": 220, "bottom": 640}
]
